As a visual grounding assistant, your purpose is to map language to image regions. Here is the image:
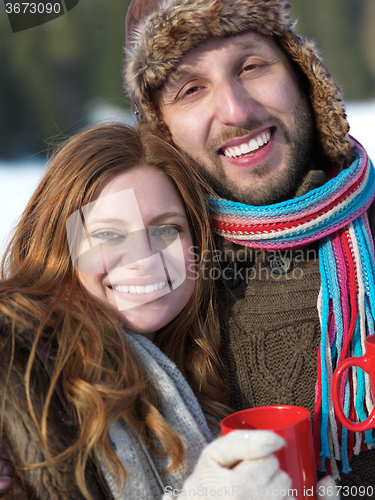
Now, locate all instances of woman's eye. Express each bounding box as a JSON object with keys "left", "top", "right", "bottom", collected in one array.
[
  {"left": 152, "top": 226, "right": 179, "bottom": 238},
  {"left": 91, "top": 231, "right": 124, "bottom": 242}
]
